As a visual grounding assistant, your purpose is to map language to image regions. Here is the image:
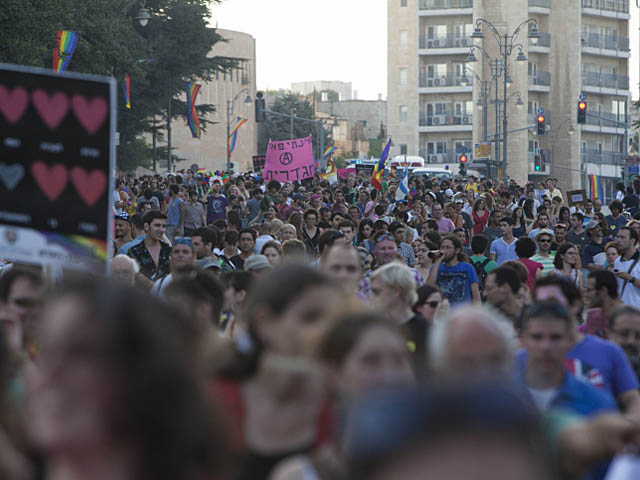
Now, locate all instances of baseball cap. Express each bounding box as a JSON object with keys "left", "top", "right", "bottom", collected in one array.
[
  {"left": 244, "top": 254, "right": 272, "bottom": 272},
  {"left": 293, "top": 193, "right": 305, "bottom": 201},
  {"left": 173, "top": 237, "right": 194, "bottom": 250},
  {"left": 586, "top": 220, "right": 601, "bottom": 230},
  {"left": 445, "top": 189, "right": 454, "bottom": 198}
]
